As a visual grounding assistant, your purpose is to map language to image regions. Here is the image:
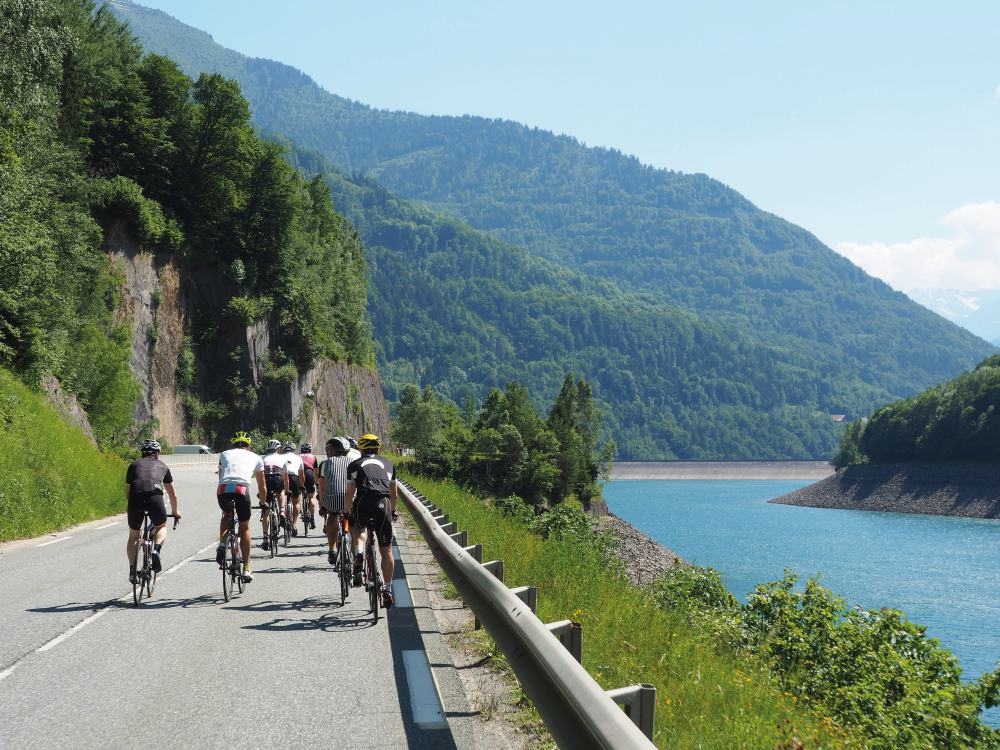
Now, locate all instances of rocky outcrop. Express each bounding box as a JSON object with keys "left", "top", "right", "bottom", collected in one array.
[
  {"left": 105, "top": 227, "right": 390, "bottom": 448},
  {"left": 41, "top": 375, "right": 96, "bottom": 444},
  {"left": 598, "top": 513, "right": 685, "bottom": 587},
  {"left": 771, "top": 463, "right": 1000, "bottom": 519}
]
